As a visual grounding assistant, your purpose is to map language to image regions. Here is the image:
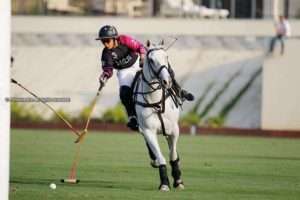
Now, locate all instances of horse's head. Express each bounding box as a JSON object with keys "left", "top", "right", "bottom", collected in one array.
[{"left": 144, "top": 40, "right": 172, "bottom": 89}]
